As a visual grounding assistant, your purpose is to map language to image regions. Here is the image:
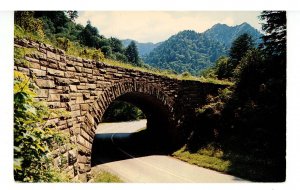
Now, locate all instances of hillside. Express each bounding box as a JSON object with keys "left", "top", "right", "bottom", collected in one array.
[
  {"left": 143, "top": 30, "right": 227, "bottom": 75},
  {"left": 143, "top": 23, "right": 262, "bottom": 75}
]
